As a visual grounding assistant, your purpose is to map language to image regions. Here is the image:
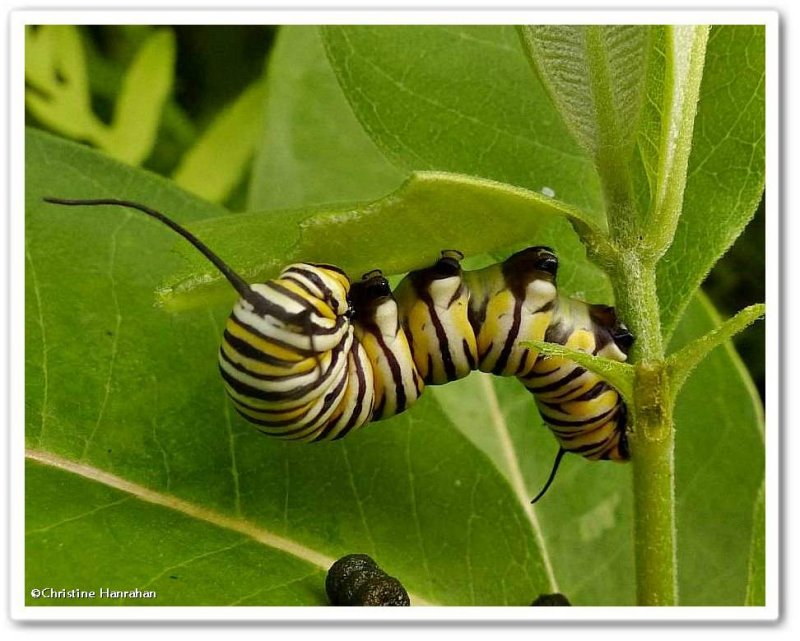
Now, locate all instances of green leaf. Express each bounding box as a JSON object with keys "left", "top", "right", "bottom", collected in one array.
[
  {"left": 668, "top": 293, "right": 764, "bottom": 605},
  {"left": 247, "top": 26, "right": 404, "bottom": 211},
  {"left": 173, "top": 79, "right": 267, "bottom": 204},
  {"left": 105, "top": 29, "right": 176, "bottom": 165},
  {"left": 26, "top": 128, "right": 554, "bottom": 606},
  {"left": 27, "top": 127, "right": 764, "bottom": 606},
  {"left": 321, "top": 25, "right": 604, "bottom": 221},
  {"left": 519, "top": 340, "right": 634, "bottom": 402},
  {"left": 667, "top": 303, "right": 765, "bottom": 396},
  {"left": 26, "top": 458, "right": 328, "bottom": 606},
  {"left": 744, "top": 480, "right": 766, "bottom": 606},
  {"left": 641, "top": 26, "right": 709, "bottom": 257},
  {"left": 518, "top": 26, "right": 651, "bottom": 167},
  {"left": 161, "top": 171, "right": 606, "bottom": 311},
  {"left": 657, "top": 26, "right": 766, "bottom": 339}
]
